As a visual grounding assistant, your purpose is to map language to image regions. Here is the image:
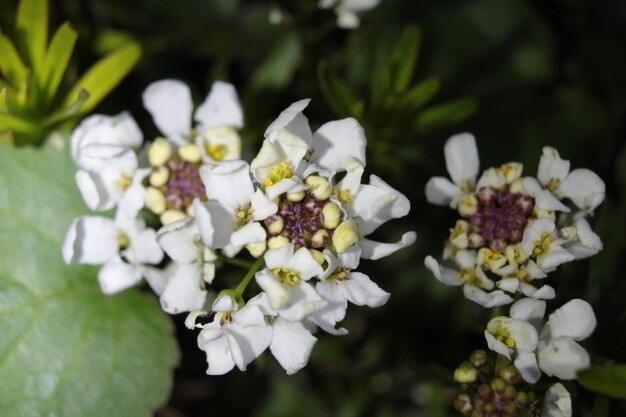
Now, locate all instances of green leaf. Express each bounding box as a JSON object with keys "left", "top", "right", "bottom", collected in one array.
[
  {"left": 252, "top": 32, "right": 302, "bottom": 90},
  {"left": 0, "top": 112, "right": 40, "bottom": 136},
  {"left": 16, "top": 0, "right": 48, "bottom": 75},
  {"left": 317, "top": 61, "right": 362, "bottom": 118},
  {"left": 389, "top": 25, "right": 421, "bottom": 94},
  {"left": 63, "top": 42, "right": 141, "bottom": 114},
  {"left": 0, "top": 35, "right": 28, "bottom": 93},
  {"left": 415, "top": 97, "right": 478, "bottom": 132},
  {"left": 0, "top": 139, "right": 178, "bottom": 417},
  {"left": 40, "top": 22, "right": 77, "bottom": 106},
  {"left": 579, "top": 365, "right": 626, "bottom": 399},
  {"left": 398, "top": 77, "right": 440, "bottom": 109}
]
